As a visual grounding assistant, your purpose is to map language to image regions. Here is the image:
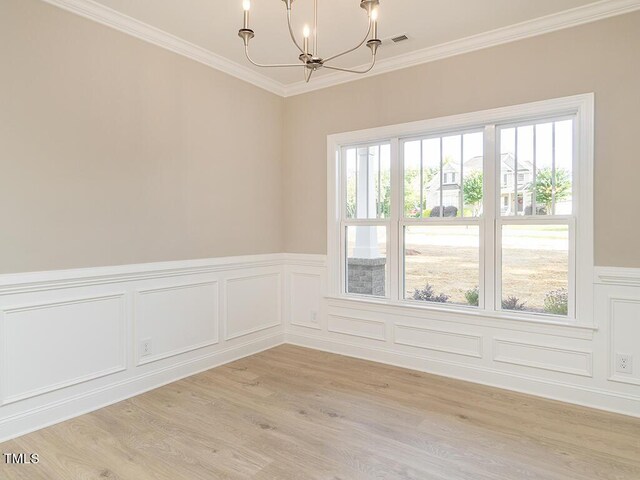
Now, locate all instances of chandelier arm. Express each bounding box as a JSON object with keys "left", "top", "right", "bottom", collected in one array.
[
  {"left": 304, "top": 67, "right": 314, "bottom": 83},
  {"left": 322, "top": 19, "right": 372, "bottom": 63},
  {"left": 324, "top": 55, "right": 377, "bottom": 74},
  {"left": 244, "top": 46, "right": 305, "bottom": 68},
  {"left": 286, "top": 9, "right": 306, "bottom": 55}
]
